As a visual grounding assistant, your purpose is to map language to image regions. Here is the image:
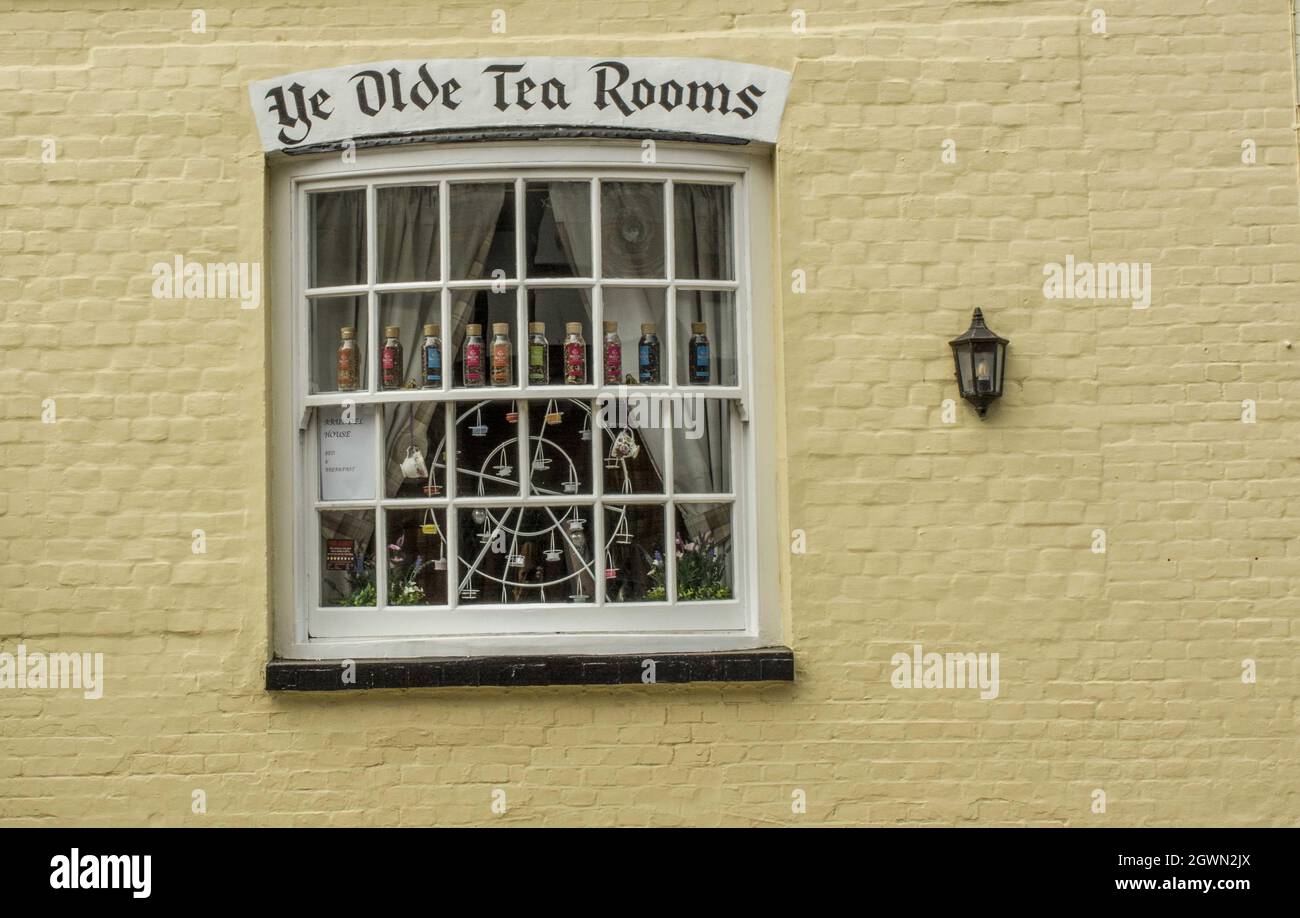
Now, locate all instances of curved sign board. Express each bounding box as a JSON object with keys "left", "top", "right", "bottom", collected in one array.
[{"left": 249, "top": 57, "right": 791, "bottom": 153}]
